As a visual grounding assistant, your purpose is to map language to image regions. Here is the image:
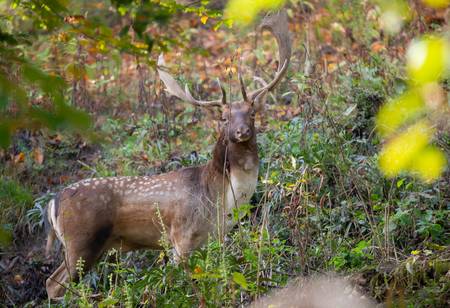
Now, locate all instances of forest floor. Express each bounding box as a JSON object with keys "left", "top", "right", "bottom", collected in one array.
[{"left": 1, "top": 1, "right": 449, "bottom": 307}]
